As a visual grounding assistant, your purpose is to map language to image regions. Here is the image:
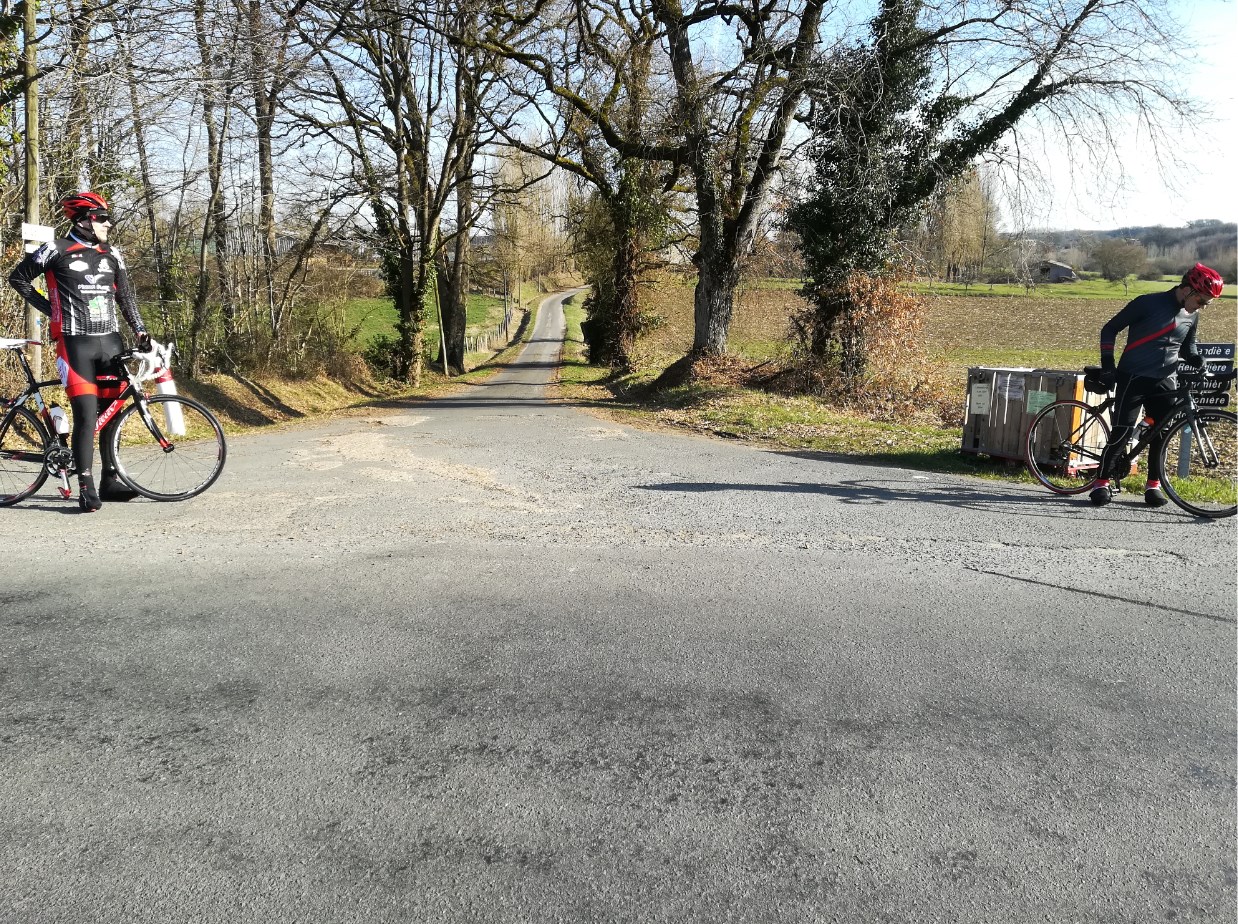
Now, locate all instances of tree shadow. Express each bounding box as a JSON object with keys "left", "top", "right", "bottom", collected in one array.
[
  {"left": 227, "top": 374, "right": 306, "bottom": 419},
  {"left": 768, "top": 446, "right": 1020, "bottom": 478},
  {"left": 634, "top": 476, "right": 1184, "bottom": 522},
  {"left": 181, "top": 380, "right": 277, "bottom": 427}
]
